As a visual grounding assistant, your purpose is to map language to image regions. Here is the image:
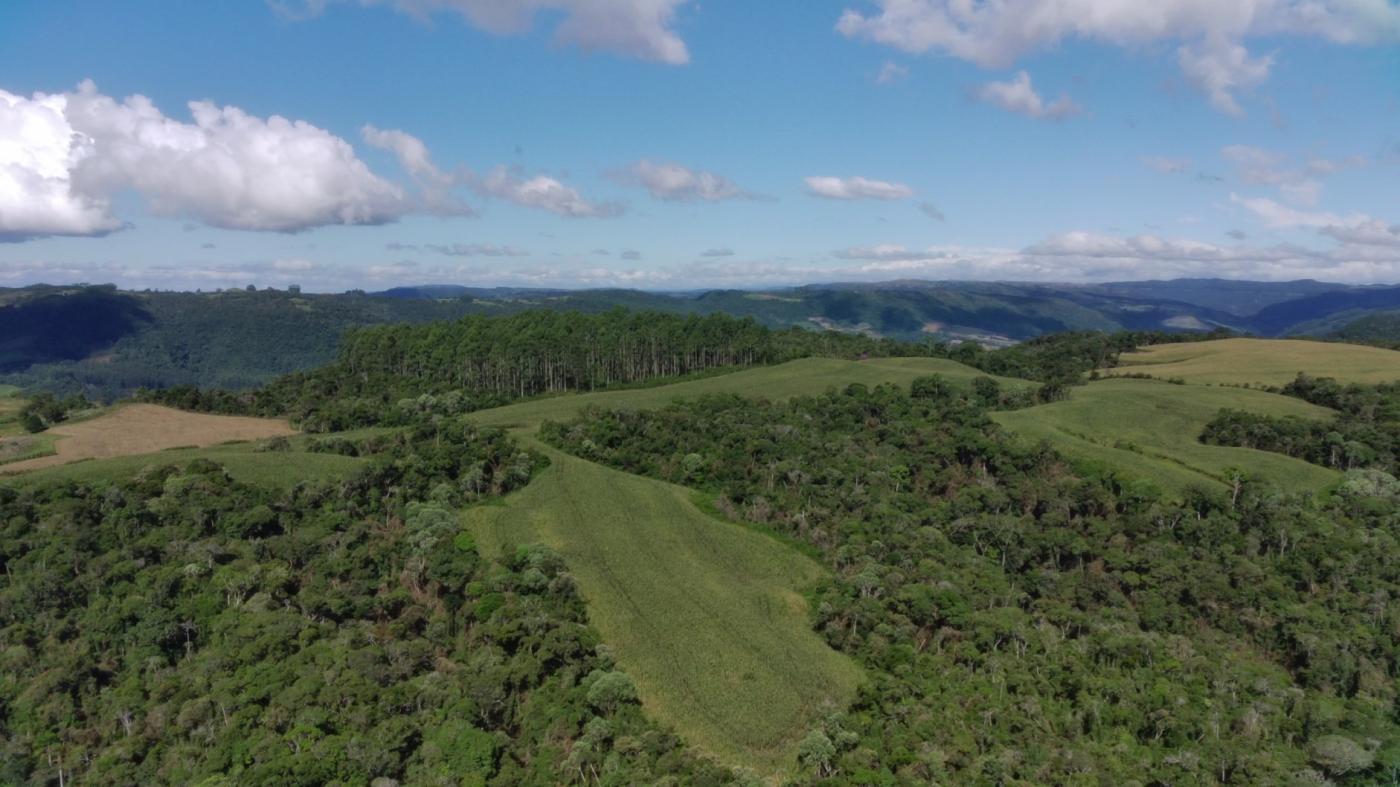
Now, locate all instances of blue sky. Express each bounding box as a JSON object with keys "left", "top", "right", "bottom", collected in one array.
[{"left": 1, "top": 0, "right": 1398, "bottom": 290}]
